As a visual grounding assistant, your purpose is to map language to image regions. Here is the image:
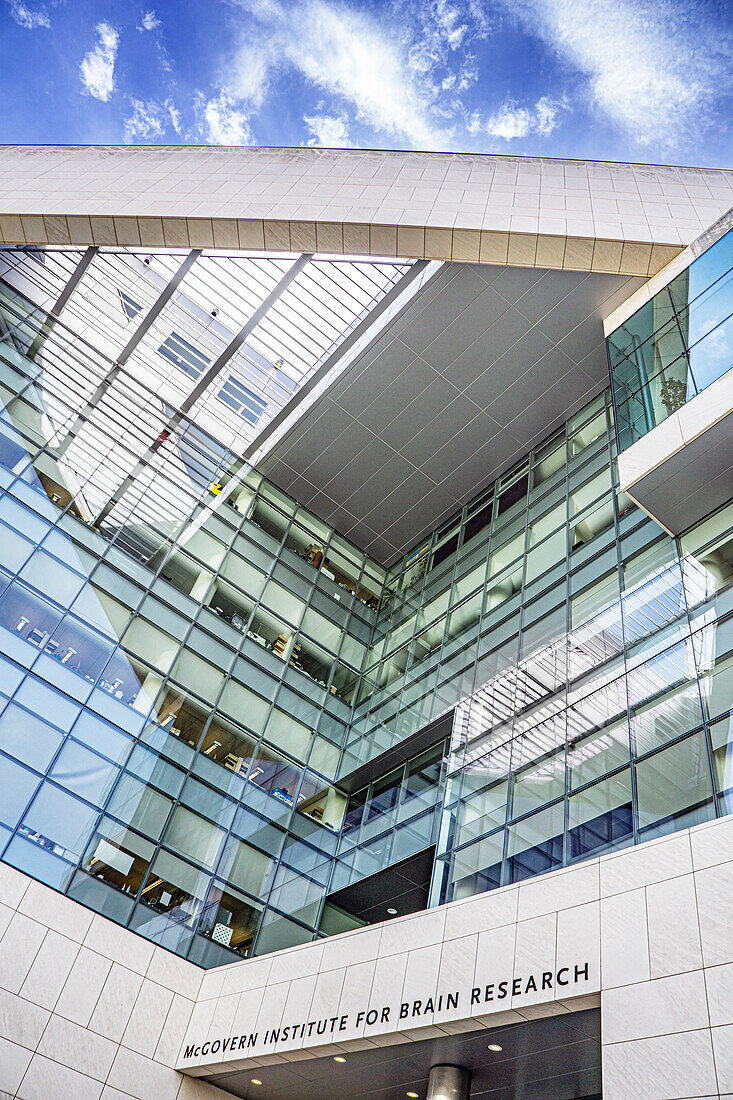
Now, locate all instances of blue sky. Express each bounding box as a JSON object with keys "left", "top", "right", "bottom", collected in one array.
[{"left": 1, "top": 0, "right": 731, "bottom": 166}]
